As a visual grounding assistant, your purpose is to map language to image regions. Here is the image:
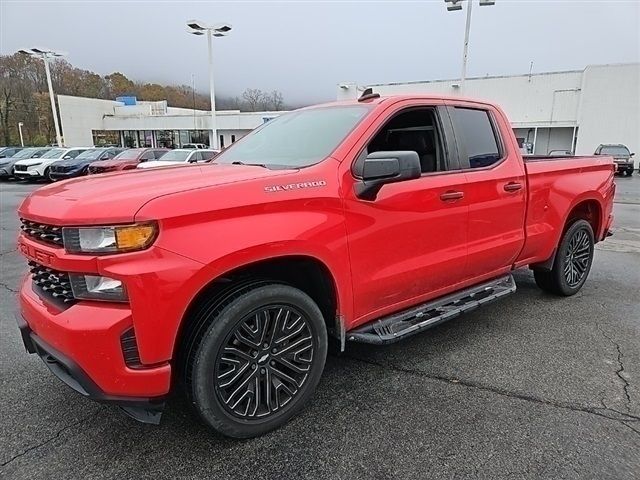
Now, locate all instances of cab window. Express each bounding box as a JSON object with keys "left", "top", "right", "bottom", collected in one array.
[{"left": 451, "top": 108, "right": 501, "bottom": 169}]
